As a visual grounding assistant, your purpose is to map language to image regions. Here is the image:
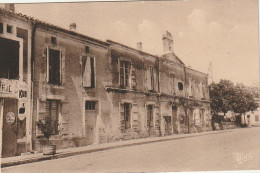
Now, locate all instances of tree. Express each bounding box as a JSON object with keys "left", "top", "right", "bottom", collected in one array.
[
  {"left": 209, "top": 80, "right": 235, "bottom": 116},
  {"left": 231, "top": 83, "right": 258, "bottom": 114},
  {"left": 209, "top": 80, "right": 258, "bottom": 127}
]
